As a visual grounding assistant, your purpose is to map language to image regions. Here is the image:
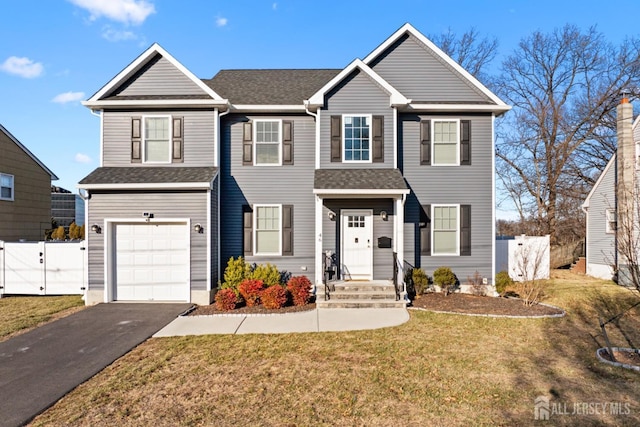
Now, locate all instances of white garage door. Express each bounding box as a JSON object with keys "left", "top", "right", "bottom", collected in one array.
[{"left": 114, "top": 222, "right": 189, "bottom": 301}]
